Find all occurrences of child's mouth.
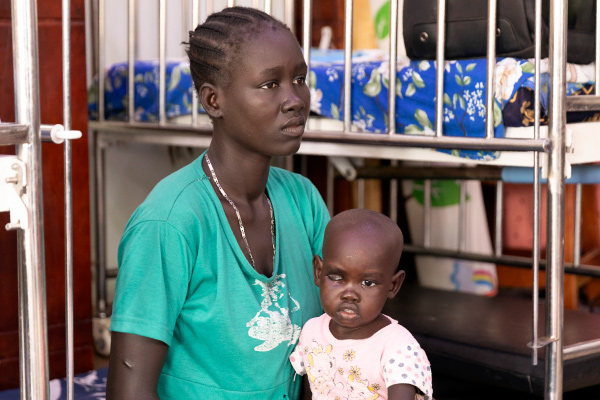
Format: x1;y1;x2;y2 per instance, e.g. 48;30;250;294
338;306;359;319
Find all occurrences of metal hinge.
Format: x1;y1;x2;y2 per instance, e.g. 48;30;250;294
0;155;28;230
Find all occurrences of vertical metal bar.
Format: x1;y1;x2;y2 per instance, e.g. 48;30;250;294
61;0;74;399
357;179;365;209
531;0;543;366
227;0;234;8
532;153;541;365
303;0;312;84
545;0;567;396
387;0;398;135
96;142;107;318
494;181;503;257
300;154;308;177
435;0;446;137
485;0;498;139
343;0;353;132
423;179;432;247
128;0;136;122
596;1;600;95
264;0;272;14
98;0;105;122
389;160;398;223
158;0;167;124
327;159;335;215
12;0;50;398
458;181;466;252
573;184;582;267
192;0;199;125
284;0;295;34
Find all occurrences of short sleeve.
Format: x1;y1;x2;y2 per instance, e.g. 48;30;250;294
110;220;194;345
289;329;307;376
304;178;330;258
382;341;433;400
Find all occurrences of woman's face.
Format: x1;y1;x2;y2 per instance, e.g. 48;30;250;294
216;27;310;157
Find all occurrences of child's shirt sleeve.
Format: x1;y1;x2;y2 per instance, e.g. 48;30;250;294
381;331;433;400
289;330;307;376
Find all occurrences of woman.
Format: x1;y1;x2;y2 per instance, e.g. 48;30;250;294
106;7;330;400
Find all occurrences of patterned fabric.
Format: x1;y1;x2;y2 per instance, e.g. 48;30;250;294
87;51;595;161
0;368;107;400
290;313;432;400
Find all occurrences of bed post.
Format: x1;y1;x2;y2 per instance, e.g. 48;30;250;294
10;0;50;398
545;0;568;398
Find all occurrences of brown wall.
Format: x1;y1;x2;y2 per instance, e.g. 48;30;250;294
0;0;93;390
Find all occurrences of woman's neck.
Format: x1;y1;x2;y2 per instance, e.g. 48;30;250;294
204;143;271;203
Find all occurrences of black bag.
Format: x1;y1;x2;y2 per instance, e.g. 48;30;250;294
403;0;595;64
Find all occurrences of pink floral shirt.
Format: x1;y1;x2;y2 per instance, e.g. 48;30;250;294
290;314;433;400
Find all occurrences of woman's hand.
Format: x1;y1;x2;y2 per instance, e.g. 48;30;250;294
106;332;169;400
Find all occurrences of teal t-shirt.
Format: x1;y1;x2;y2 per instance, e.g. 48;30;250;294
110;154;330;399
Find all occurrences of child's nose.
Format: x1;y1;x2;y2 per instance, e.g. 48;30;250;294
340;285;360;302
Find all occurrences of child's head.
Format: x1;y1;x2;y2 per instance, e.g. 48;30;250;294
186;6;293;91
313;209;406;339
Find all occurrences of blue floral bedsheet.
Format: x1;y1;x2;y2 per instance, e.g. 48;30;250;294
88;50;593;161
0;368;107;400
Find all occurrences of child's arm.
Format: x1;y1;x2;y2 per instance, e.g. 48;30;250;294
300;374;312;400
387;383;417;400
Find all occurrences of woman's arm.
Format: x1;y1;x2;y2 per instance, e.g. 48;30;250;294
106;332;169;400
387;383;417;400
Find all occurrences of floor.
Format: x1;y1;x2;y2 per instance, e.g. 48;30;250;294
433;373;600;399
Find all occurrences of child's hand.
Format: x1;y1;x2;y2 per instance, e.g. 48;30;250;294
387;383;417;400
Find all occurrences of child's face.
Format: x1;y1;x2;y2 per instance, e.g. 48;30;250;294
216;27;310;157
313;231;405;340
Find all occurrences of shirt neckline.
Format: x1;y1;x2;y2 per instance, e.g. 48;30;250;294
193;151;280;282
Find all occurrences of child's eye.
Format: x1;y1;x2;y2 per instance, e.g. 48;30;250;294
362;280;376;287
260;81;279;89
327;274;342;282
294;76;306;85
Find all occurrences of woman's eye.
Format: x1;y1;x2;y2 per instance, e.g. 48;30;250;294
362;280;376;287
261;82;279;89
294;76;306;85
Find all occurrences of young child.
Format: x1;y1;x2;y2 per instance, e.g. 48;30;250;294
290;209;433;400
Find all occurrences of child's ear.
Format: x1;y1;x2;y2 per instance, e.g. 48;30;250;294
387;270;406;299
199;83;222;119
313;255;323;287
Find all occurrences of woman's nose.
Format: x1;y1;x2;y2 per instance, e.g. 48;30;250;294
282;87;306;112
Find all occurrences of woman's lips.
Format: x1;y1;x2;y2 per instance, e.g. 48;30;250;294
281;117;306;137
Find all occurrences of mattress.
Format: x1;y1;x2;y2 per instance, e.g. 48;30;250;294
88;50;598;162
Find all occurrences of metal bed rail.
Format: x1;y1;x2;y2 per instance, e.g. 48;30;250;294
0;0;82;399
86;0;600;399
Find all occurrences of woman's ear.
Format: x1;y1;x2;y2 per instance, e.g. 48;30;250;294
388;270;406;299
313;255;323;287
199;83;223;119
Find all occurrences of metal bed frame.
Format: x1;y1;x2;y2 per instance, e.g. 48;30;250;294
86;1;600;399
1;0;83;399
2;0;600;398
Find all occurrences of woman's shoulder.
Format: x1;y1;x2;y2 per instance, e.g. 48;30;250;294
128;159;212;226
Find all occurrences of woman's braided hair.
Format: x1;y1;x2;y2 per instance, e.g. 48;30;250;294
185;6;293;92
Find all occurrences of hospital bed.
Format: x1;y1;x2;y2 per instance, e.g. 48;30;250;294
3;0;600;398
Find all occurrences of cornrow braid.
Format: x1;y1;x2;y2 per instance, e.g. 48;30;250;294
184;6;292;92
